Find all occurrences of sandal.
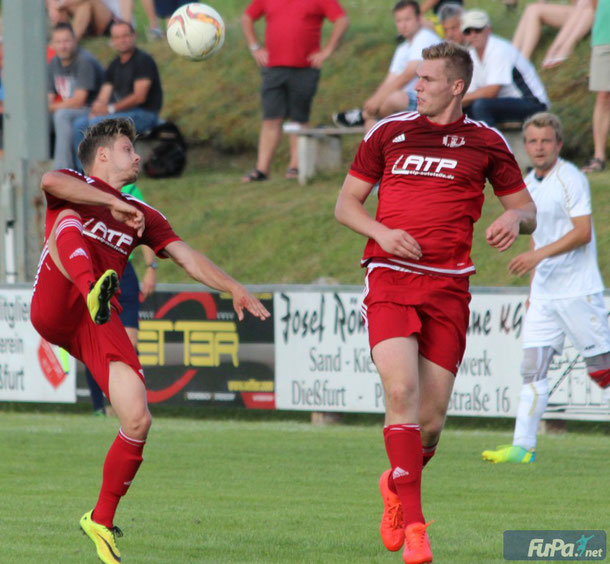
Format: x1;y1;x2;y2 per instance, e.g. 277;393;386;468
285;167;299;180
241;169;268;183
581;158;606;174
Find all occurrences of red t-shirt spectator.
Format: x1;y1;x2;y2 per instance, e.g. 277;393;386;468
245;0;346;67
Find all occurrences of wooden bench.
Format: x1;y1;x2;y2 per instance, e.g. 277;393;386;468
496;121;528;171
296;126;365;185
295;121;528;184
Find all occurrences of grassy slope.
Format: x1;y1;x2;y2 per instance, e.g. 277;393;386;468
2;412;609;563
84;1;608;286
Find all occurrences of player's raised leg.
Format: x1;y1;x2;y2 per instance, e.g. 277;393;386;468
81;361;151;564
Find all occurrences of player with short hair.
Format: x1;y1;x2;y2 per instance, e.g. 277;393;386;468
335;42;536;563
482;112;610;464
30;117;270;564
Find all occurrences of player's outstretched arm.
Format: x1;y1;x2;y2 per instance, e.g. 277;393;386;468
41;171;145;235
486;189;537;252
335;174;422;260
164;240;270;321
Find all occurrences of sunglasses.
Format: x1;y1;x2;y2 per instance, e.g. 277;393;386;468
463;27;486;35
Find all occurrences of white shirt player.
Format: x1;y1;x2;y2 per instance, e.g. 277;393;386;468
468;34;550;107
525;158;604;299
388;28;441;96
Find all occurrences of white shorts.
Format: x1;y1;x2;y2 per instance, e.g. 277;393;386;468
523;293;610;357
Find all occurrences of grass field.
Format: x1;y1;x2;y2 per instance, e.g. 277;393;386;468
1;411;608;563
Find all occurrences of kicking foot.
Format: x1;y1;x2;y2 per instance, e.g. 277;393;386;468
379;469;405;551
87;269;118;325
80;510;123;564
481;444;535;463
241;169;268;183
403;521;434;564
581;157;606;174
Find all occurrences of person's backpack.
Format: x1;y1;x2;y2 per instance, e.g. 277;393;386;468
138;121;187;178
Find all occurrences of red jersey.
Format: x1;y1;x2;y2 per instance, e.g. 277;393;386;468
43;169;181;281
349;112;526;277
245;0;345;68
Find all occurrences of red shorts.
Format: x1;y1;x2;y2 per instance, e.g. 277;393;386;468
362;267;471;374
30;249;144;400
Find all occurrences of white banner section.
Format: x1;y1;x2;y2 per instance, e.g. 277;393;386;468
0;288;76;403
274;290;610;421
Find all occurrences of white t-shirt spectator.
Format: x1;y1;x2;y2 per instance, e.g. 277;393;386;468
526;158;604;299
388;27;441;95
468;34;550;106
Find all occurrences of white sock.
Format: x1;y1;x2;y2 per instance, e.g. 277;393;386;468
513;378;549;451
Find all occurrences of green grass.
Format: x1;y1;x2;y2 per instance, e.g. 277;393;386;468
1;411;608;563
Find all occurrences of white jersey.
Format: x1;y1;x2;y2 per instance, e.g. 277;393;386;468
388;28;440;95
526;158;604;299
468;34;549;106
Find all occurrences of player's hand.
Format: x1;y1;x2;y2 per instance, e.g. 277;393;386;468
308;48;330;69
252;47;268;67
508;250;540;277
232;286;271;321
485;210;520;252
110;199;145;236
377;228;422;260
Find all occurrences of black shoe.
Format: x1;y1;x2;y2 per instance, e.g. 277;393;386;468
332;109;365;127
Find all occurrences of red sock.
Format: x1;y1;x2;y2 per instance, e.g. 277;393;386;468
422;441;438;468
92;429;145;528
383;424;424;525
54;216;94;299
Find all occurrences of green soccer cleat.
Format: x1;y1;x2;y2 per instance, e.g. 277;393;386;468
80;510;123;563
482;444;535;463
87;270;118;325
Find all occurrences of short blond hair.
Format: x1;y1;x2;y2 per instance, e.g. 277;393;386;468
523;112;563;143
422;41;473;95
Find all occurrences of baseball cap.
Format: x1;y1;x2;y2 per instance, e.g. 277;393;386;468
460;10;490;32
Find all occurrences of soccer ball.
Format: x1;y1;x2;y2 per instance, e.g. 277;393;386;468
166;3;225;60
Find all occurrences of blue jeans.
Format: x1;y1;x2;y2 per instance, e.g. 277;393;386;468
73;108;159;171
465;98;548;127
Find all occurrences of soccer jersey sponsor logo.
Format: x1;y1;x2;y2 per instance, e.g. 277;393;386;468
442;134;465;148
83;219;134;255
391;154;457;179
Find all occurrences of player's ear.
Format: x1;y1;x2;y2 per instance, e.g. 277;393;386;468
453;78;465;97
97;145;109;163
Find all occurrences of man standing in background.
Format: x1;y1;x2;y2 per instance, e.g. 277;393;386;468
241;0;349;182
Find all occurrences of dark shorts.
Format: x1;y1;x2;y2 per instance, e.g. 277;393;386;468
154;0;190;18
362;267;471;374
119;261;140;330
261;66;321;122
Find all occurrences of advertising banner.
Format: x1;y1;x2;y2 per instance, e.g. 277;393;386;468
132;289;275;408
0;287;76;403
274;289;610;421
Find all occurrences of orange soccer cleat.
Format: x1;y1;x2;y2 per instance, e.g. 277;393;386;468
379;469;405;551
403;521;434;564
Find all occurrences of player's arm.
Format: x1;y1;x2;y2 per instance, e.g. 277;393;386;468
140;245;157;299
241;12;268;67
508;215;592;277
335;173;422;260
40;170;145;234
308;15;349;68
163;240;270;321
462;84;502;107
486;189;537;253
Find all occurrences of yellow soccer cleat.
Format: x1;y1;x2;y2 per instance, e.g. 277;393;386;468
482;444;535;463
87;270;118;325
80;510;123;563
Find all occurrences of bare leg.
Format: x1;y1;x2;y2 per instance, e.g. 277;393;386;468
380;90;410;118
592;91;610;162
108;361;151;440
254;118;283;176
512;3;572;60
89;0;113;36
140;0;160;30
288;126;307;172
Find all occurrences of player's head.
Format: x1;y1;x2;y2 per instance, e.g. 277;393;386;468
51;23;78;63
78;117;140;183
415;42;473;117
110;20;136;55
393;0;421;40
523;112;563;173
461;10;491;51
438;3;465;45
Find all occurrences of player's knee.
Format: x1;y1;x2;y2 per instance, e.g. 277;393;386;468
521;347;552;384
383;380;418;412
124;409;152;438
56;209;82;223
420;417;444;443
